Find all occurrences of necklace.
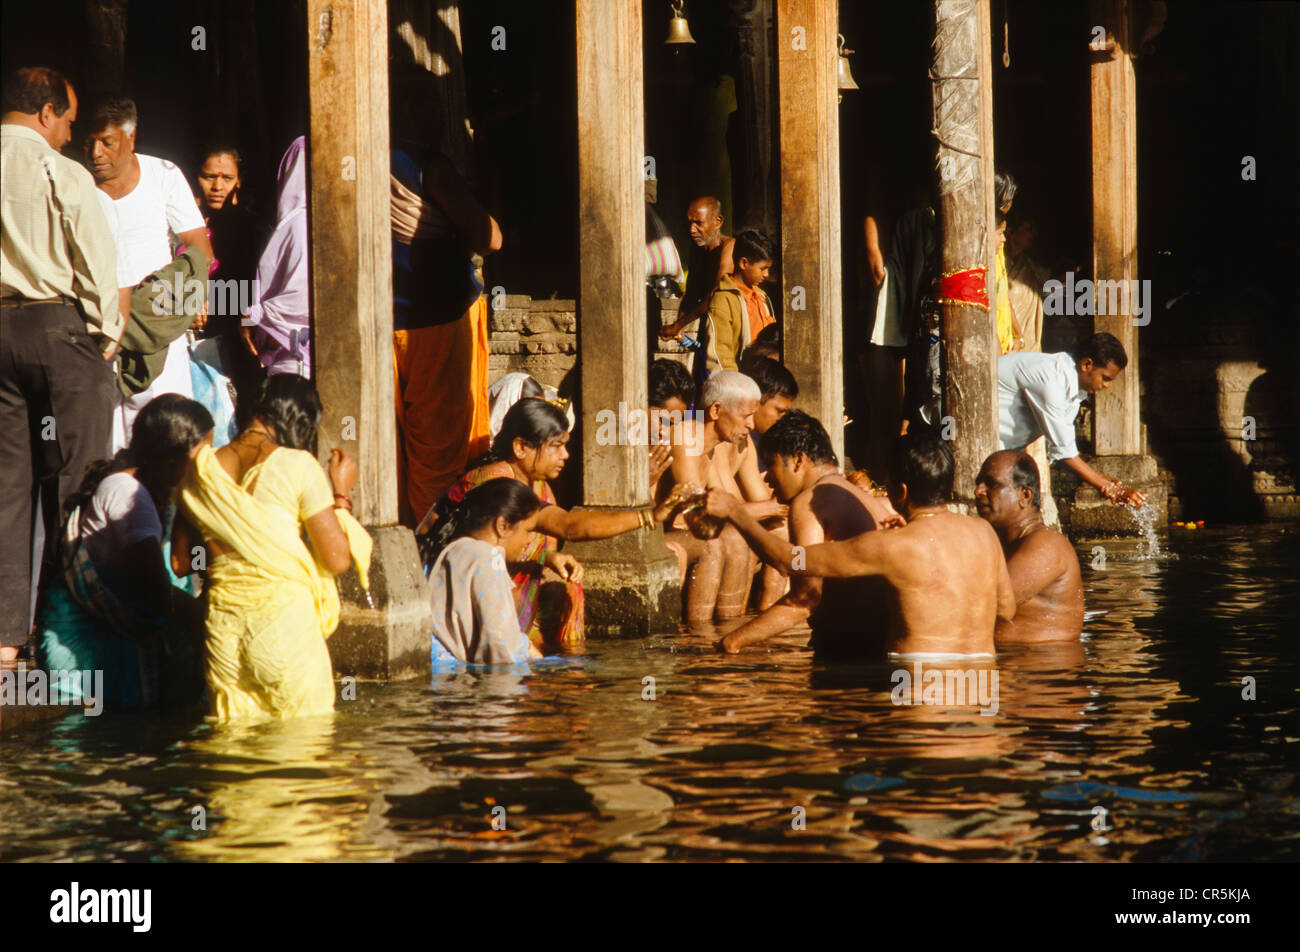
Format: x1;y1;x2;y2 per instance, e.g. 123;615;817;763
1013;519;1044;541
910;509;943;519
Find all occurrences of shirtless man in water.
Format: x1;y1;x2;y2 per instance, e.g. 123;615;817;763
975;450;1084;642
706;429;1014;656
717;411;901;654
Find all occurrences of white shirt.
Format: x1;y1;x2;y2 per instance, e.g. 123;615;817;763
997;351;1084;463
79;471;163;567
94;153;205;287
96;154;206;451
428;537;533;665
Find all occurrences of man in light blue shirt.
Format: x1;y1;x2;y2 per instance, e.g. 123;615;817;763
998;333;1147;508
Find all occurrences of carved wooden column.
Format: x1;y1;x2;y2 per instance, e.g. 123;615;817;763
729;0;779;238
776;0;844;460
567;0;679;636
1090;0;1141;455
307;0;433;678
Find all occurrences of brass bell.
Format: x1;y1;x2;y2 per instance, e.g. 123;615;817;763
665;0;696;46
837;34;859;91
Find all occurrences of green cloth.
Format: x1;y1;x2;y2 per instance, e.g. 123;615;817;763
117;246;209;396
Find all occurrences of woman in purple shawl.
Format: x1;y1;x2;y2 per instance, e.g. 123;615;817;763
241;137;311;377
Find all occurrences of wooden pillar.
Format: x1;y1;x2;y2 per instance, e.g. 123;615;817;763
307;0;432;679
776;0;844;461
569;0;679;635
575;0;646;509
84;0;128;95
729;0;780;239
1090;0;1142;455
930;0;998;503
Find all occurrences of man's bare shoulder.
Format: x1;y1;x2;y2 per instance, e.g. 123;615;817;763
902;510;1000;552
676;417;706;452
805;477;876;537
713;439;744;476
1015;525;1080;569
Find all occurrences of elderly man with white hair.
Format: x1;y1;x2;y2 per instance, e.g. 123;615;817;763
660;370;788;620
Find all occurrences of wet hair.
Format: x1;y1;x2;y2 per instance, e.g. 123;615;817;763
649;359;694;408
2;67;71;116
419;477;541;567
251;375;323;454
701;370;761;413
1076;332;1128;371
891;427;954;507
473;397;570;468
733;228;775;266
62;395;213;553
994;169;1017;210
89;96;137;135
753;322;780;352
1009;453;1042;510
738;355;798;402
759;410;837;467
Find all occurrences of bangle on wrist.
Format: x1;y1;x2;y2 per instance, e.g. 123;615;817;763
333;492;352;511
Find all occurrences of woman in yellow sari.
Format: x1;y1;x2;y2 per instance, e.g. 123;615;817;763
418;398;681;649
174;376;371;721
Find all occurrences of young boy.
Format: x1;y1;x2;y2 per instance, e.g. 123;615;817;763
704;229;776;373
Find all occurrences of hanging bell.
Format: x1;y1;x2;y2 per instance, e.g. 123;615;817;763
665;0;696;46
837;34;859;91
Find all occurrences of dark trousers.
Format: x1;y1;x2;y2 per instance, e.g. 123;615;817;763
0;304;114;648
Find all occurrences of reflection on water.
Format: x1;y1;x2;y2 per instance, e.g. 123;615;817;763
2;527;1298;862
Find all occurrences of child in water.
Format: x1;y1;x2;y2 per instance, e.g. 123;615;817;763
424;477;553;664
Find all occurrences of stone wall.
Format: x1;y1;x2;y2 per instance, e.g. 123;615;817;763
1143;312;1299;522
487;294;691;394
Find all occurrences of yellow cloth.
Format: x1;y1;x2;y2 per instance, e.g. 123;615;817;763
179;445;372;722
995;244;1016;355
1007;251;1049;353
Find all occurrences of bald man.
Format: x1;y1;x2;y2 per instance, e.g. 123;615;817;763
661;196;735;338
975;449;1084;643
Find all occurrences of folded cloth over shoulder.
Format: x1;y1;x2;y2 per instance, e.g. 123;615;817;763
179;445;372;638
117;246;209;396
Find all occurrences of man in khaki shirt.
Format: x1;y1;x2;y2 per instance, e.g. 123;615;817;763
0;67;123;661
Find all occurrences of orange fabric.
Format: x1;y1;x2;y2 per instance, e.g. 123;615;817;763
738;281;774;343
393;296;491;526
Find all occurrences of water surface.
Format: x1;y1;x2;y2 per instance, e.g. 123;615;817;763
2;527;1297;862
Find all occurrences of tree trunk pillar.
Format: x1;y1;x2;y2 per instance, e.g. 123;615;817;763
931;0;999;505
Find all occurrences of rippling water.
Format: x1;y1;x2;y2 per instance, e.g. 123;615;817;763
2;527;1298;862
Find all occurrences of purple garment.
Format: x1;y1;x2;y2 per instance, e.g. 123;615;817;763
246;137;310;377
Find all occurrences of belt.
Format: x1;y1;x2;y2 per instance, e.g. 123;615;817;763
0;295;76;308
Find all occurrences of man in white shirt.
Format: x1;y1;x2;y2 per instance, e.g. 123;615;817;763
998;332;1147;508
84;97;213;450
